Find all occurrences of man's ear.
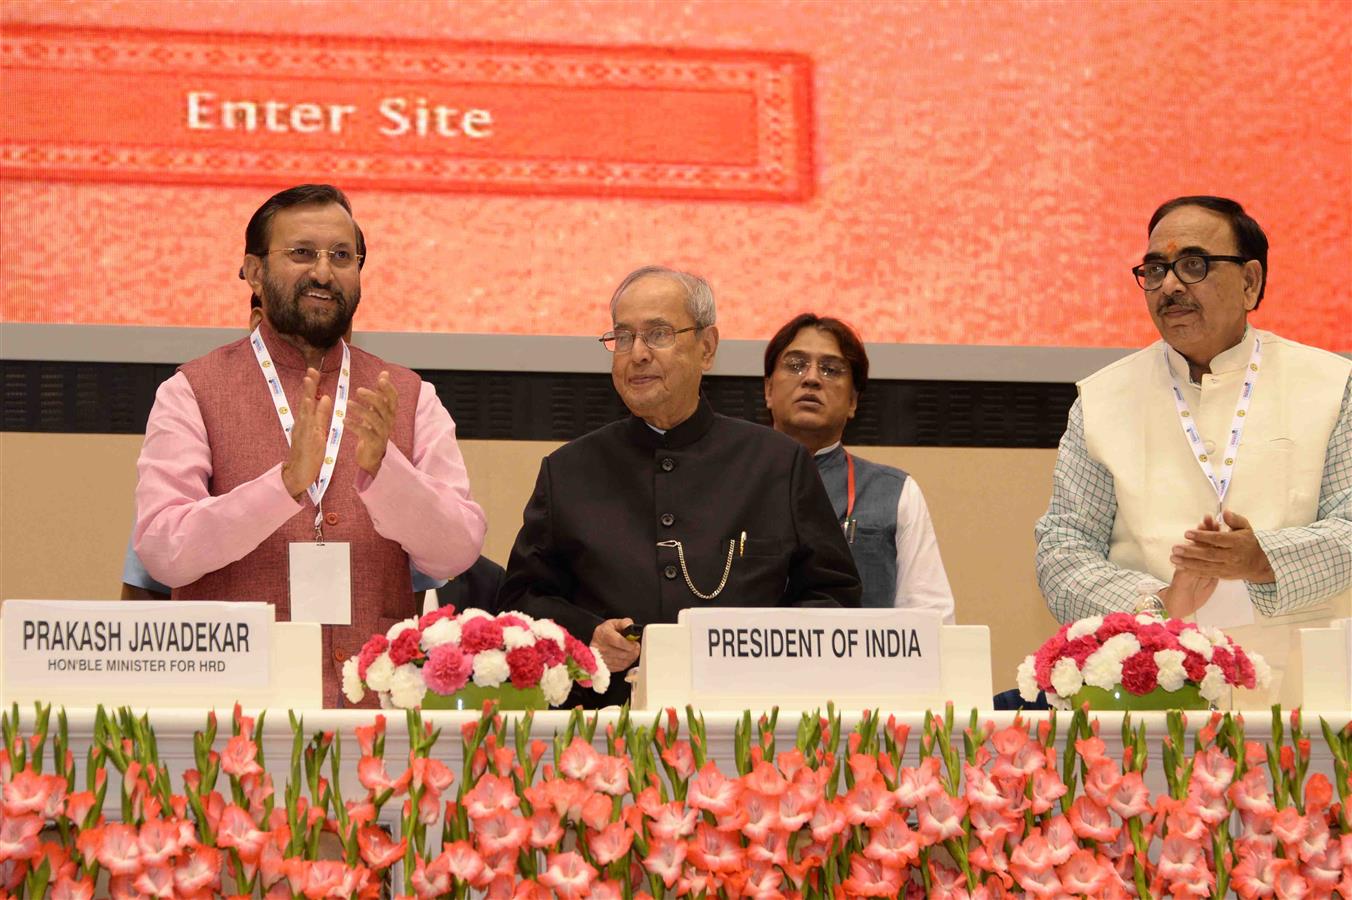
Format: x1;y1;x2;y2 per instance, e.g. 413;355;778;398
700;325;720;372
847;389;859;420
1243;260;1263;310
243;256;264;298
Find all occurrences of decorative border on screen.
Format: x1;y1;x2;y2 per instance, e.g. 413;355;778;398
1;25;814;202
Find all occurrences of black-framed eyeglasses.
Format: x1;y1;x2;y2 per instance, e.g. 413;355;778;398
267;247;363;270
779;355;850;382
599;325;700;353
1131;255;1248;291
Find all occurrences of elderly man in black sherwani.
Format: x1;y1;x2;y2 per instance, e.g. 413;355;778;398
499;265;862;707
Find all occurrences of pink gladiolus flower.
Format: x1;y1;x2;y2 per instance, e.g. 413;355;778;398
424;644;474;694
174;846;222;894
1271;806;1309;848
894;757;943;807
106;875;141;900
660;740;696;780
588;821;633;865
2;769;53;817
1157;833;1212;890
864;811;923;869
1229;845;1283;898
354;716;386;757
841;857;904;897
137;817;182;866
464;773;521;819
777;781;817;830
528;809;565;849
1162;802;1207;843
580;792;614;831
0;810;42;860
357;825;407;869
441;840;492;888
969;804;1017;850
132;864;176;898
1298;814;1331;862
964;764;1005;811
1057;849;1111;895
1186;783;1232;825
1042;814;1078;866
221;734;263;778
63;789;97;827
992;738;1046;779
643;835;688;888
475;811;531;856
1029;767;1068;815
94;822;143;875
587;754;632;796
411;852;452;898
745;759;789;797
558;738;601;781
215;805;267;864
1272;866;1311;900
1011;840;1063;897
1302;840;1345;892
513;879;553;900
744;863;785;900
844;774;897;827
687;821;745;873
990;723;1029;757
1074;735;1109;764
538;852;596;900
527;776;589;822
917;792;968;843
809;797;849;842
50;876;95;900
745;827;791;869
1230;767;1276;816
1108;771;1151;819
688;762;743;817
646;800;698;840
357;756;412;795
1083;758;1123;807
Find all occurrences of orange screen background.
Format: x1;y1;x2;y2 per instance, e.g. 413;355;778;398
2;0;1349;352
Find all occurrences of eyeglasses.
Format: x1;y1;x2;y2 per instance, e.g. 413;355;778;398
779;355;850;382
599;325;700;353
1131;254;1248;291
266;247;363;270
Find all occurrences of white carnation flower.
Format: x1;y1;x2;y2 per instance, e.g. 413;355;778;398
1082;646;1126;690
1178;630;1214;659
1250;652;1272;689
1067;617;1103;641
422;618;458;648
364;653;396;692
389;663;427;709
1199;625;1228;646
385;618;420;641
1049;657;1084;698
1153;649;1188;692
379;693;393;709
1135;613;1160;625
1016;656;1040;703
530;619;567;644
1100;633;1141;662
589;659;611;694
540;664;572;706
1045;691;1070;710
341;656;365;704
1199;663;1230;705
502;626;535;650
460;608;492;623
472;650;510;687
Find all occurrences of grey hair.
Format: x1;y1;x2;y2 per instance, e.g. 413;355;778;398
608;265;716;329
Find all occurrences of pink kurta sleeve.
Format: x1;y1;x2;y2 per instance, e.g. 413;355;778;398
355;381;487;580
134;372;302;587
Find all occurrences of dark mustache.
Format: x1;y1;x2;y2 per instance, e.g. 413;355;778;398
293;278;346;306
1157;295;1198;313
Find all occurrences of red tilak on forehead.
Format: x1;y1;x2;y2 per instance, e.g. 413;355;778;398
1164;240;1178;256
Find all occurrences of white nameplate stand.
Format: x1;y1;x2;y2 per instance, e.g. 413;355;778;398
631;607;992;711
0;600;321;710
1286;619;1352;712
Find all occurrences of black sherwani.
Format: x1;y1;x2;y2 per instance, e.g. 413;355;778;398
498;398;862;706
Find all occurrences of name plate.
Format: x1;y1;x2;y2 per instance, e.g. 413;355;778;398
2;600;270;690
683;607;942;698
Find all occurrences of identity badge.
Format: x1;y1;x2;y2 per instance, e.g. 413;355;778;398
289;542;352;625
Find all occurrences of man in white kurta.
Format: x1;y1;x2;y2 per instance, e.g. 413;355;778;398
1035;196;1351;704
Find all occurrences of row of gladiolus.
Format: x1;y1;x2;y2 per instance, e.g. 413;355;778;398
0;702;1350;899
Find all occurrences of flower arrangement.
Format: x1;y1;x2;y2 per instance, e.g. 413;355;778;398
2;701;1349;899
341;607;610;709
1018;611;1271;709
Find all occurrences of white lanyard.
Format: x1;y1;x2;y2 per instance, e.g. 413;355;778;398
250;327;350;536
1166;336;1261;511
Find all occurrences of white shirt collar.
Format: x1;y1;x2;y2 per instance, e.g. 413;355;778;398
814;441;843;457
1164;325;1255;383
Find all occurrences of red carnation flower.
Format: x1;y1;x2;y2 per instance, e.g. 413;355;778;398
565;634;598;672
460;617;505;653
1064;636;1100;667
536;637;565;667
357;635;389;679
388;628;424;666
506;645;545;689
1182;650;1208;682
496;614;529;630
1233;647;1257;689
1136;623;1174;652
1096;612;1137;641
418;605;457;631
1120;651;1159;695
1211;647;1238;682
